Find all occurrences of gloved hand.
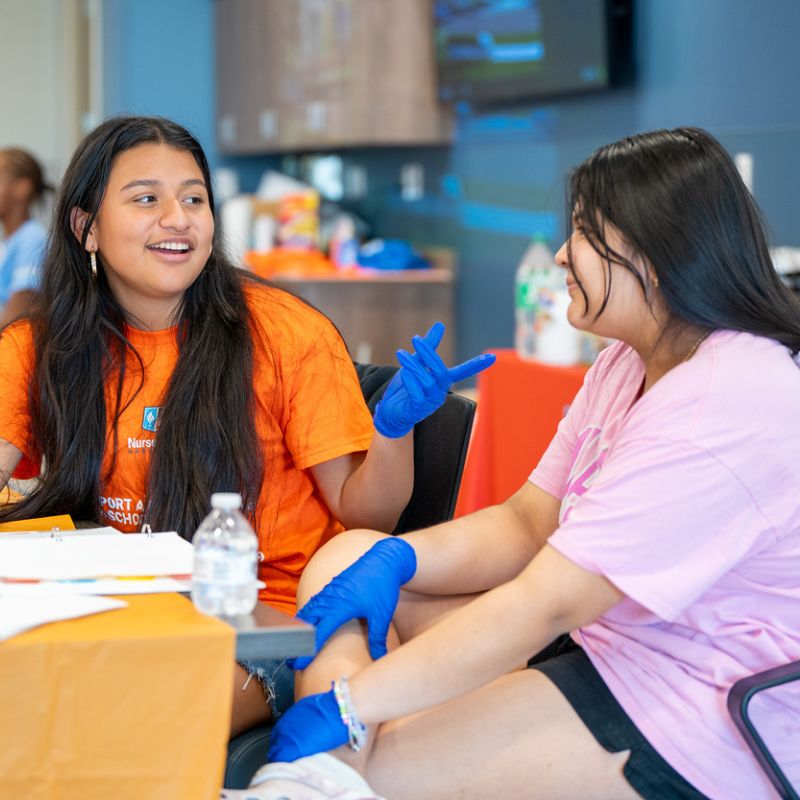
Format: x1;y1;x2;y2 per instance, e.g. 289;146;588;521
290;537;417;671
267;688;347;763
372;321;496;439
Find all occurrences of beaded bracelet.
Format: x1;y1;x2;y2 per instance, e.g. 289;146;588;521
332;677;368;752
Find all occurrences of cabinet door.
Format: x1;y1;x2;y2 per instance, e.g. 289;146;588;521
295;0;451;148
216;0;284;154
270;277;455;366
215;0;450;153
355;0;451;145
216;0;254;153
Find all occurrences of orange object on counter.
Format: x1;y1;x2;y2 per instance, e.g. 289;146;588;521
455;350;588;516
0;593;235;799
0;513;75;531
276;190;320;249
245;247;336;279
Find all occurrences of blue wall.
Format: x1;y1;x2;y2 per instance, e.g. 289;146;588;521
102;0;800;361
102;0;218;165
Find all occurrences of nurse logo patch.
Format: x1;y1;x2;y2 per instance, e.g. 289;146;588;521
142;406;161;433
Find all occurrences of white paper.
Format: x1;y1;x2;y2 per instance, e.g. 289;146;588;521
0;578;191;596
0;577;265;597
0;531;193;580
0;526;123;541
0;588;127;641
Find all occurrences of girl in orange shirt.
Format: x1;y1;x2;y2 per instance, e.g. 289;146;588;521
0;116;493;737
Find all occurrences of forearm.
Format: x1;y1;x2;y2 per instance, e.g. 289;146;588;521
337;431;414;532
395;505;534;596
399;482;560;596
348;544;622;725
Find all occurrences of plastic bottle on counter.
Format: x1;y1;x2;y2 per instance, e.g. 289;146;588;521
534;288;583;366
514;234;558;360
329;215;359;270
191;492;258;616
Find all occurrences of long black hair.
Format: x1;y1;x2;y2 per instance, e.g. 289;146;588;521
567;127;800;353
0;116;265;536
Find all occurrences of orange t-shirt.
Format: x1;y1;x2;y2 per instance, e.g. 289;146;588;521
0;285;375;613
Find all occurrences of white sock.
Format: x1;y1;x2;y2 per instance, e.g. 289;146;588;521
250;752;373;792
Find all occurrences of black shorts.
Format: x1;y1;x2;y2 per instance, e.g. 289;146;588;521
528;636;709;800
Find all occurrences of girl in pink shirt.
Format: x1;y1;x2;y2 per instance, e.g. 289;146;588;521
223;129;800;800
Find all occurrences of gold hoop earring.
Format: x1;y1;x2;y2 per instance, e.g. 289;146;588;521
90;250;98;279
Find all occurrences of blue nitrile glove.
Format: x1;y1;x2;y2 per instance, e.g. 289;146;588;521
290;537;417;671
372;321;496;439
268;688;348;763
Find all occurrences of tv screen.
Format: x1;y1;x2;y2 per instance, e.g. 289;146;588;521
435;0;632;105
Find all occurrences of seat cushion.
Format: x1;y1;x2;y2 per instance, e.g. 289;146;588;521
224;725;273;789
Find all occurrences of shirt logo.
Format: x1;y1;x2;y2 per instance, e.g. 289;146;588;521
560;425;606;524
142;406;161;433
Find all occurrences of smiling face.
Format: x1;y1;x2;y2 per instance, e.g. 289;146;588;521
554;216;658;346
80;142;214;328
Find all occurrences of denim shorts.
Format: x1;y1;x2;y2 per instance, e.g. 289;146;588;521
238;657;296;718
528;635;709;800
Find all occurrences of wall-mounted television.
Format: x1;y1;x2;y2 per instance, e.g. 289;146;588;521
435;0;634;106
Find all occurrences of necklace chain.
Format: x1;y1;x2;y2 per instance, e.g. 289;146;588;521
683;330;710;362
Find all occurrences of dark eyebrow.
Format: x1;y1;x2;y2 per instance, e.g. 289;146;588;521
120;178;207;192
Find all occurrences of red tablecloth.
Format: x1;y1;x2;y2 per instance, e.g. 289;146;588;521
455;350;588;516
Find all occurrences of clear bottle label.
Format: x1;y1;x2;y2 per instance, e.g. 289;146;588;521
193;552;255;585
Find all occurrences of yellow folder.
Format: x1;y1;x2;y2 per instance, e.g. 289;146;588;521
0;514;76;532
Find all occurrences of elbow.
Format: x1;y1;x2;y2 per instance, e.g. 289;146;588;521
334;458;414;533
338;502;406;535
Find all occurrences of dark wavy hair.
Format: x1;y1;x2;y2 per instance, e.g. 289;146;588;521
0;115;265;536
566;126;800;353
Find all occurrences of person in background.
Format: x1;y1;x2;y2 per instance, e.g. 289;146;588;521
224;128;800;800
0;116;494;738
0;147;50;326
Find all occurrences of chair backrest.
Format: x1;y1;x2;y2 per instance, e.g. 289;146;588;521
727;661;800;800
354;362;476;534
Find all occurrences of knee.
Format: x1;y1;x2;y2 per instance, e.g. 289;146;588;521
297;529;388;608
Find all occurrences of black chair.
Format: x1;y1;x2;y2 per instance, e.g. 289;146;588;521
224;363;476;788
727;660;800;799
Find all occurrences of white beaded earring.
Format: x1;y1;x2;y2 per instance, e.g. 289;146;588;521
90;250;97;279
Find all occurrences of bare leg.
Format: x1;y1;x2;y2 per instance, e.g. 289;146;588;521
366;669;641;800
293;531;391;773
230;663;274;739
293;530;490;772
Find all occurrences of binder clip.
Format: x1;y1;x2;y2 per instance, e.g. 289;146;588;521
141;523;154;539
50;526;62;542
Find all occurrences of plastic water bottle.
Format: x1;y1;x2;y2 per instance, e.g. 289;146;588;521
535;288;583;365
191;492;258;616
329;215;359;269
514;235;557;360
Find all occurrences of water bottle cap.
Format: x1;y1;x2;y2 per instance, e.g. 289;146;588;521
211;492;242;511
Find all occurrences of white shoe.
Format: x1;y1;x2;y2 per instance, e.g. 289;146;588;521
220;752;386;800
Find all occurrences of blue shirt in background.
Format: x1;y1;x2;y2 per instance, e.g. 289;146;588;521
0;219;47;307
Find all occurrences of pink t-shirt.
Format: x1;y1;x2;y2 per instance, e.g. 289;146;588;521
531;331;800;800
